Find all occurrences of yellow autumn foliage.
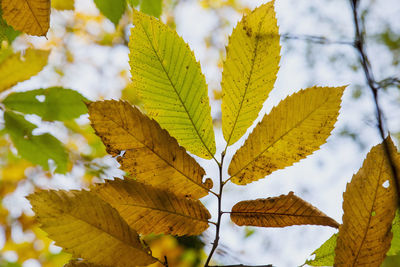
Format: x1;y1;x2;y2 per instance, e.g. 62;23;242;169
28;190;156;267
87;100;212;199
231;191;339;228
222;1;280;146
229;86;345;185
1;0;50;36
94;178;211;236
335;138;400;266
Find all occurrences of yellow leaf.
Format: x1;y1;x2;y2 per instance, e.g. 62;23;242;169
64;260;99;267
2;241;39;263
28;190;157;267
52;0;74;10
335;138;400;266
229;86;345;185
1;0;50;36
222;1;280;146
129;10;216;159
0;159;31;182
87;100;212;199
230;192;339;228
94;178;211;236
0;49;49;92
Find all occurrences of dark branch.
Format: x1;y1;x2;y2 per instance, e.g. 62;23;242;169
281;33;354;46
377;77;400;89
204;152;226;266
349;0;400;199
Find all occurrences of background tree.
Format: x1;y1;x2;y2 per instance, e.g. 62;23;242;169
0;0;399;266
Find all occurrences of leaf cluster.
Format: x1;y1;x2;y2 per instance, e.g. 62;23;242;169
26;2;359;266
1;0;399;266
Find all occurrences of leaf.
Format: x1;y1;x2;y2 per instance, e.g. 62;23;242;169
382;254;400;267
3;87;88;121
140;0;162;18
128;0;140;7
221;1;280;146
87;100;212;199
52;0;74;10
230;192;339;228
4;111;68;173
64;260;100;267
94;0;126;26
0;49;50;92
129;10;216;159
334;138;400;266
228;86;345;185
29;190;157;266
388;209;400;256
0;6;20;44
1;0;50;36
94;178;211;236
305;234;336;266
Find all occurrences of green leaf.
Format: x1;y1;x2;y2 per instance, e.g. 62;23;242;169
222;1;280;146
0;47;13;64
3;87;88;121
94;0;126;25
0;49;49;92
140;0;162;18
51;0;74;10
388;209;400;256
4;111;68;173
127;0;140;7
382;254;400;267
305;234;336;266
129;11;216;159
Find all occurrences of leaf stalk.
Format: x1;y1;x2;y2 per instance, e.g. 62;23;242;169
204;151;226;266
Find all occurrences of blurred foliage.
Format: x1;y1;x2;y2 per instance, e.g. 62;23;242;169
0;0;398;266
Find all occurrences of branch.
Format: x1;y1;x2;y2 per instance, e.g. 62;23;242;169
349;0;400;199
204;152;226;266
281;33;354;46
377;77;400;89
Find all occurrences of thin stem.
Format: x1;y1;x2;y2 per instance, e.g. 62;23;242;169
349;0;400;198
209;190;219;197
281;33;354;46
205;151;226;266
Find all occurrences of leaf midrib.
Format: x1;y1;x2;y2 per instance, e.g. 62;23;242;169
23;0;44;34
231;92;334;179
102;108;210;194
224;9;269;147
351;156;385;267
137;18;214;159
64;209;143;252
231;210;333;219
119;203;209;223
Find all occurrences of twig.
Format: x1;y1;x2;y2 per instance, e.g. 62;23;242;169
349;0;400;198
281;33;354;46
376;77;400;89
205;151;226;266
